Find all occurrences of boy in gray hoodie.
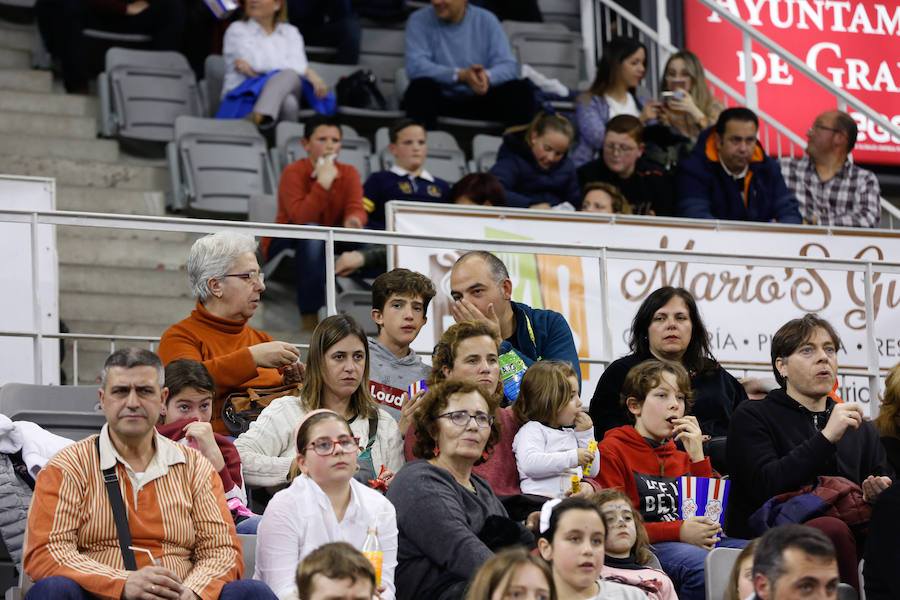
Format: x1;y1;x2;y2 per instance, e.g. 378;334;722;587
368;268;436;421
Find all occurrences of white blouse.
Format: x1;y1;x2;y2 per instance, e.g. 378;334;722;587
255;474;398;600
222;19;309;96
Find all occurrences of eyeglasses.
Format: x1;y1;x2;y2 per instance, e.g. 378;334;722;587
808;124;841;135
603;143;638;155
305;436;360;456
437;410;494;428
222;270;264;284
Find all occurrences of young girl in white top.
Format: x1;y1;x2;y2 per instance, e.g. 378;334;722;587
512;361;599;497
255;409;398;600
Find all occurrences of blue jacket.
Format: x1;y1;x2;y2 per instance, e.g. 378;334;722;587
676;128;801;223
363;167;450;230
503;300;581;389
490;133;580;209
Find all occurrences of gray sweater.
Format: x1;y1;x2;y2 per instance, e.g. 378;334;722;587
386;460;508;600
367;337;430;422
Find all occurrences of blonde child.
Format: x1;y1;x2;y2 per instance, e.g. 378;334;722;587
490;112;580;209
465;548;556;600
592;489;677;600
512;361;599;497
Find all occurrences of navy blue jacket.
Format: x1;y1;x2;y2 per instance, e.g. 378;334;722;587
676;128;801;223
362;167;450;230
503;300;581;389
490;133;581;209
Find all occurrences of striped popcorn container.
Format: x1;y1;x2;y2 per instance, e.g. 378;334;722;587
678;476;731;545
408;379;428;399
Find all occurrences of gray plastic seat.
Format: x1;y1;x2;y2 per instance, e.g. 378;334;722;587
538;0;582;31
501;19;569;38
337;291;378;337
238;534;256;579
337;27;406;117
704;547;741;600
199;54;226;117
271;122;371;180
0;383;100;414
98;47;202;142
167;116;276;215
374;127;465;181
472;134;503;172
510;30;583;90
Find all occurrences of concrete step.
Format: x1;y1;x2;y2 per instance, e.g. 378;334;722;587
0;90;98;117
60;264;189;297
0;48;29;69
60;291;195;327
57;233;192;269
0;155;170;190
57;186;167;216
1;133;118;162
0;69;52;93
0;24;35;52
57;223;192;242
0;109;96;139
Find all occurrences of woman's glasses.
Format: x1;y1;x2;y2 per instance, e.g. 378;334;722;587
305;436;360;456
437;410;494;428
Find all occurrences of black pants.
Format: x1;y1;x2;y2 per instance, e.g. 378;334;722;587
292;11;361;64
402;77;537;130
36;0;185;92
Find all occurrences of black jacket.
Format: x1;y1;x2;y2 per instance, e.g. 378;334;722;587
589;351;747;441
726;388;894;538
576;156;674;216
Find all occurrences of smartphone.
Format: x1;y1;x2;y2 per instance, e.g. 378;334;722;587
661;90;684;102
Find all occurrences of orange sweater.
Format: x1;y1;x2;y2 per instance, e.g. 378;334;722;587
159;302;282;434
261;158;366;257
24;431;242;600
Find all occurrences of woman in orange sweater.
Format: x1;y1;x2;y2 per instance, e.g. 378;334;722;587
159;231;303;434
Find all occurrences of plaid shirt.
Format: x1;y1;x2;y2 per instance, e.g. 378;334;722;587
779;155;881;227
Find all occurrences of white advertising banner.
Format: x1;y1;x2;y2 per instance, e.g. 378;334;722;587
388;203;898;412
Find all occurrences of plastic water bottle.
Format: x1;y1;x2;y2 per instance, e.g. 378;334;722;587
499;351;527;403
362;527;382;586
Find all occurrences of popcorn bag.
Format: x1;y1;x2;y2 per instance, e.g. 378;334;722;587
677;476;730;543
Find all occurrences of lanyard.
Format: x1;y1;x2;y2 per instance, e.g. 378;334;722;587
521;310;540;361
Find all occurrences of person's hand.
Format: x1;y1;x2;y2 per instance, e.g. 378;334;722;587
673;415;704;462
450;298;502;341
316;155;338;190
398;389;426;439
232;58;258;78
525;510;541;532
530;202;552;210
122;566;184;600
335;251;365;276
679;516;721;550
343;215;363;229
249;341;300;369
576;448;594;468
821;402;865;443
182;421;225;471
374;584;387;600
862;475;892;503
125;0;149;15
739;377;778;400
664;92;704;122
639;100;663;123
305;68;328;99
380;469;396;489
281;361;305;385
176;588;200;600
574;411;593;432
567;484;595;499
460;65;489;95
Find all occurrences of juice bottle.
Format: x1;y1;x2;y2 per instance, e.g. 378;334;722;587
361;527;382;586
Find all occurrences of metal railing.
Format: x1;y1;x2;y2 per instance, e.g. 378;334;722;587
1;208;897;405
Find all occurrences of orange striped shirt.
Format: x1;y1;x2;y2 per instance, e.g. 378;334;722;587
24;428;243;600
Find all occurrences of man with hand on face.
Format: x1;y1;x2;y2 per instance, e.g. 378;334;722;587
24;348;275;600
727;314;893;589
750;525;840;600
402;0;536;129
676;107;801;223
779;110;881;228
449;251;580;390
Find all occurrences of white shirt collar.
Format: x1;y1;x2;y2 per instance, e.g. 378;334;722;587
246;18;283;37
389;164;434;182
719;157;749;180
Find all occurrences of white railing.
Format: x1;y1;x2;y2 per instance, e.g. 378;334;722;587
587;0;899;225
1;208;897;403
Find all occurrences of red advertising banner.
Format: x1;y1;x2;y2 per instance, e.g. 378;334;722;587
684;0;900;165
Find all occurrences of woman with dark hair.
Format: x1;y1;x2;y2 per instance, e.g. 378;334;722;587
571;37;662;166
448;173;507;207
588;286;747;441
235;314;403;488
387;379;531;600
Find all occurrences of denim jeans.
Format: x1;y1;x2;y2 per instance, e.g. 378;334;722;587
26;575;277;600
652;537;750;600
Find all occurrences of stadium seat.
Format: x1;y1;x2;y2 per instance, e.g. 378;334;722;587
501;19;570;38
198;54;226;117
509;30;583;91
167;116;277;215
337;291;379;338
374;127;467;183
471;134;503;172
0;383;100;414
98;48;202;142
837;583;858;600
538;0;582;31
393;70;504;132
352;28;407;114
238;534;256;579
703;546;741;600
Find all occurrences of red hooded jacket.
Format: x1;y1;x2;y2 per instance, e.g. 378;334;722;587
593;425;712;543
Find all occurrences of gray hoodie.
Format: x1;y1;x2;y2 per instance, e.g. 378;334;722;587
367;337;431;422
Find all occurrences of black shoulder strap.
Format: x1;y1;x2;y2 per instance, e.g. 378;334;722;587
365;413;379;451
95;436;137;570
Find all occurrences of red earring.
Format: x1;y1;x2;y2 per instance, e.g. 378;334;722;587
433;444;440;457
481;450;489;461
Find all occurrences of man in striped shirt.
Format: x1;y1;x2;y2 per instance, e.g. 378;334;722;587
23;348;276;600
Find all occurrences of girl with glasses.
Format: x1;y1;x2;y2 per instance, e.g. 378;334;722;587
386;379;532;600
255;409;398;599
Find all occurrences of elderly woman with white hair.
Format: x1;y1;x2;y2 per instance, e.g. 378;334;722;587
159;232;302;435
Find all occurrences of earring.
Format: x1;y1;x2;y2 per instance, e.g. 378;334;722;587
433;444;440;457
481;450;489;461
